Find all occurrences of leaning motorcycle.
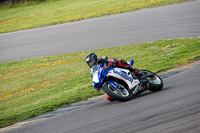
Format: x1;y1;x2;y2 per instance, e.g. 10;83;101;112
90;60;163;101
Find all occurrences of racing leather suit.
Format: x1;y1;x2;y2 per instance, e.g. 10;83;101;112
97;56;142;75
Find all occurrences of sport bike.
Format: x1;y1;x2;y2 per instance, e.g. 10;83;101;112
90;60;163;101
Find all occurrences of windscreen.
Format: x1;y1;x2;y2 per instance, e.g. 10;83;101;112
90;65;98;76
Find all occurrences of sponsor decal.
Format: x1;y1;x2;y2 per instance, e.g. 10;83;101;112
113;70;133;83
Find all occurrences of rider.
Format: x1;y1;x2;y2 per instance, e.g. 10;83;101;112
86;52;143;101
86;52;143;75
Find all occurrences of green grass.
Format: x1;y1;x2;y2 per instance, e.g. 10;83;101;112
0;0;190;33
0;37;200;128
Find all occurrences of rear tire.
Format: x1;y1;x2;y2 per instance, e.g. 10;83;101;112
142;70;163;92
148;74;163;91
103;83;131;101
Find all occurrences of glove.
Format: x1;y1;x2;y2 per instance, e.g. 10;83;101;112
97;58;101;64
98;56;108;64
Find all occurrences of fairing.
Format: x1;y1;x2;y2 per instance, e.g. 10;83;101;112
91;63;140;90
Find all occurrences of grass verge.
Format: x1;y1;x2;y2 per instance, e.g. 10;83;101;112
0;37;200;128
0;0;190;33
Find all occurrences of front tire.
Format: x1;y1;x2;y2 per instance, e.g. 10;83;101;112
103;83;131;101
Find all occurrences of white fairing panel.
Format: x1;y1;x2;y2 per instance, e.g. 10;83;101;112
107;68;140;89
93;71;99;83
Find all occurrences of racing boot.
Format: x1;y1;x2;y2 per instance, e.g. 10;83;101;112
133;69;143;76
106;95;115;101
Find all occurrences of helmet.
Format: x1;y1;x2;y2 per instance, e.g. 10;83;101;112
86;53;99;68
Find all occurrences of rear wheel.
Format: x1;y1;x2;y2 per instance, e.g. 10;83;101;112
142;70;163;91
103;83;131;101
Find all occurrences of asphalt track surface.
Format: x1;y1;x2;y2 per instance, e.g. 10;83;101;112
1;61;200;133
0;0;200;63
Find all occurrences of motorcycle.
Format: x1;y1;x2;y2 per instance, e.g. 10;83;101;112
90;59;163;101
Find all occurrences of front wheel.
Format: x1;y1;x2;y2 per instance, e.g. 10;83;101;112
103;83;131;101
